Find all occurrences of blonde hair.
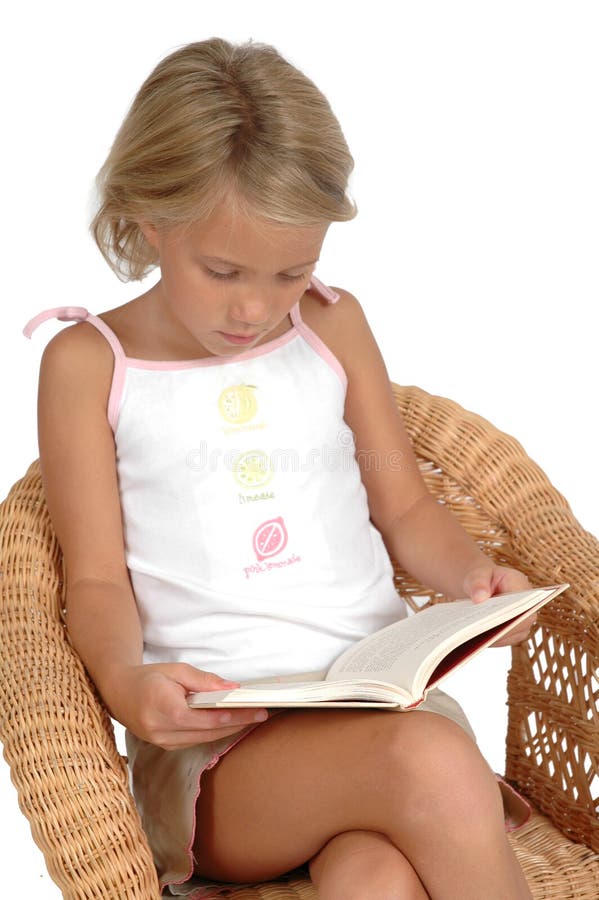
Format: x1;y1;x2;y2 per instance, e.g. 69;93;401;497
91;38;358;281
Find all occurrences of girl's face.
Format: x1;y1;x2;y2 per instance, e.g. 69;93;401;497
141;196;330;358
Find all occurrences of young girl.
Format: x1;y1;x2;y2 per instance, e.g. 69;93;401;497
24;38;534;900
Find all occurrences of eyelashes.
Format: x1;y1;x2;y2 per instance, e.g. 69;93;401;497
206;269;308;282
206;270;236;280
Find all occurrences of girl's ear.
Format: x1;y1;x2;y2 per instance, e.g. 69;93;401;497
138;221;160;249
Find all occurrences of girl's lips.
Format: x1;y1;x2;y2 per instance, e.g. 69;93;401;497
218;331;261;345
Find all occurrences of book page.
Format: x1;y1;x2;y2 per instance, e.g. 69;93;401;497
327;601;478;687
326;587;564;695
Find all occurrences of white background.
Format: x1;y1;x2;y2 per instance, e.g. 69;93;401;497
1;1;597;894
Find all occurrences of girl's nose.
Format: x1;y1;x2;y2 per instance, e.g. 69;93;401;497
228;295;270;326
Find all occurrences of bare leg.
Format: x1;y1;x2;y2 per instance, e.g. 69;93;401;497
193;709;532;899
309;830;428;900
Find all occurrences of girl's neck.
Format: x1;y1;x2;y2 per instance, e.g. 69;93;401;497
97;281;295;362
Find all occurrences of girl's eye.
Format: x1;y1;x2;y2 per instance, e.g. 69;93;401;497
281;272;308;282
206;269;238;280
205;269;308;282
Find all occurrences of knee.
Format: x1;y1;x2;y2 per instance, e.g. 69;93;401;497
309;830;426;900
374;712;503;830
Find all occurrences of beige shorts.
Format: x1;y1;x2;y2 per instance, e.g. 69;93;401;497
125;683;528;899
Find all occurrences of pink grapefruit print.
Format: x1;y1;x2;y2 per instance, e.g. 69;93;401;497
253;517;288;561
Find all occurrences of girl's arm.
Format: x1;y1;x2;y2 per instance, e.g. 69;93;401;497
332;289;532;641
37;325;145;684
37;323;268;746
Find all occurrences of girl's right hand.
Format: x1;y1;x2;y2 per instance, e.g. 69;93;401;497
102;662;269;750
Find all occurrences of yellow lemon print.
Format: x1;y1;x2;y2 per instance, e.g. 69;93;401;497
218;384;258;424
233;449;273;489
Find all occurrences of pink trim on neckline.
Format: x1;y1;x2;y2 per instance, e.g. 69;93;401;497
117;275;340;368
125;325;299;370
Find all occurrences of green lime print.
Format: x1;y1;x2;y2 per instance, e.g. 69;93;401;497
233;449;273;489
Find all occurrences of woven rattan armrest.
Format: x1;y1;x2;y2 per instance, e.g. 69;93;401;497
390;384;599;854
0;459;161;898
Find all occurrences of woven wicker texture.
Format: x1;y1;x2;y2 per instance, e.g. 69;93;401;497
1;382;598;899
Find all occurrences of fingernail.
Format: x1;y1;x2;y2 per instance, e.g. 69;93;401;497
254;710;269;722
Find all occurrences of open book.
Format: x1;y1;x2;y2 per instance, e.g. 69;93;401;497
187;583;569;710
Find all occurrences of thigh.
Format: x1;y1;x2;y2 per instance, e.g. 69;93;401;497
193;706;476;883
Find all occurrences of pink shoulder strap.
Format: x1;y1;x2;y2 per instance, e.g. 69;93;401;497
22;305;126;361
22;305;126;434
22;306;91;335
307;275;340;304
290;277;346;391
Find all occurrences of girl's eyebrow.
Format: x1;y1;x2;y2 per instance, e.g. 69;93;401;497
201;255;319;271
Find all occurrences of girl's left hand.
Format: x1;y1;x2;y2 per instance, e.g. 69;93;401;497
462;563;536;647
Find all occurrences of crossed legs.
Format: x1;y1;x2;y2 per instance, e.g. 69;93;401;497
308;829;428;899
193;708;532;899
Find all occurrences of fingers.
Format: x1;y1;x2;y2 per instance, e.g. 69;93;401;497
151;707;271;751
215;708;269;725
492;615;538;647
463;564;533;605
172;698;267;732
158;662;240;692
126;666;270;749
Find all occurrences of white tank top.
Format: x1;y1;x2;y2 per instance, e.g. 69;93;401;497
24;276;406;681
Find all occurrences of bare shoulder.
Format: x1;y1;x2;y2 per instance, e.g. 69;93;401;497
300;285;369;373
40;317;116;407
302;284;363;323
300;282;392;398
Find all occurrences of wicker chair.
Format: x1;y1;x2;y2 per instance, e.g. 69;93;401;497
1;383;598;899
